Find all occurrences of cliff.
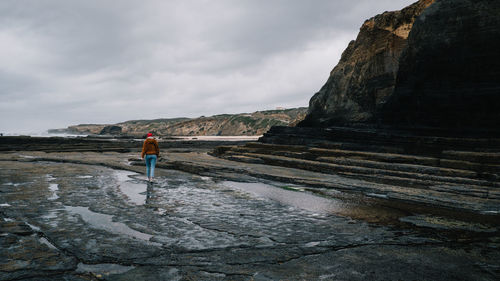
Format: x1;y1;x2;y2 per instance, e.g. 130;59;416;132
300;0;500;132
215;0;500;231
54;108;307;136
381;0;500;130
300;0;435;127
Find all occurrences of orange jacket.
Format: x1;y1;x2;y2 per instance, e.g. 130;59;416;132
141;137;160;158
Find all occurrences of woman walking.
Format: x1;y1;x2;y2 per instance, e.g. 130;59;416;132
141;132;160;182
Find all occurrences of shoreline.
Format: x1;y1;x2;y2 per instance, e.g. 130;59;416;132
0;136;498;222
1;142;499;280
1;135;499;218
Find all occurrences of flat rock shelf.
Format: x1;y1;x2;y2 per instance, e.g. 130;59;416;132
0;148;499;280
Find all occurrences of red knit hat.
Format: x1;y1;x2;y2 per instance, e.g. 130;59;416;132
147;133;153;137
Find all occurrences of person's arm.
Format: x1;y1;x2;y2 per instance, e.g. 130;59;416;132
155;140;160;157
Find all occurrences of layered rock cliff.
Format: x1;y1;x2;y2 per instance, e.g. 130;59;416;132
300;0;435;127
381;0;500;130
300;0;500;132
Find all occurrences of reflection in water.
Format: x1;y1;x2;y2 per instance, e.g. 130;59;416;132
114;170;147;205
48;183;59;200
39;237;58;250
221;181;408;223
76;262;135;275
65;206;158;243
146;183;154;206
222;181;349;215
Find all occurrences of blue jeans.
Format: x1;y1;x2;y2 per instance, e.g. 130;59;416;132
145;154;157;178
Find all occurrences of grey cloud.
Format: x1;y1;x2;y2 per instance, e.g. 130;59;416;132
0;0;416;134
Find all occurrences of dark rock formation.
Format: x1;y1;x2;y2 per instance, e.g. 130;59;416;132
0;136;252;153
99;125;122;135
208;0;500;217
213;125;500;214
381;0;500;130
300;0;435;127
300;0;500;132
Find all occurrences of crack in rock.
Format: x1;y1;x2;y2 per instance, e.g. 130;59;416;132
185;218;280;244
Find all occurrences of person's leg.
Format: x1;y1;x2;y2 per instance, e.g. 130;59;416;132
145;155;152;179
150;155;157;179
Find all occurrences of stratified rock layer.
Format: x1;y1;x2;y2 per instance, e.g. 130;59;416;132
224;125;500;214
300;0;500;132
381;0;500;130
300;0;434;127
2;152;498;280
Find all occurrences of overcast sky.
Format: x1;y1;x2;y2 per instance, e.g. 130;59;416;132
0;0;416;134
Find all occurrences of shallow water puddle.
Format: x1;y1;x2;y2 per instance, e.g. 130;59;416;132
39;237;58;250
2;182;25;187
19;155;36;159
114;170;147;205
46;174;56;181
48;183;59;200
76;262;135;275
26;222;41;231
24;223;59;250
222;181;350;215
65;206;156;242
46;174;59;200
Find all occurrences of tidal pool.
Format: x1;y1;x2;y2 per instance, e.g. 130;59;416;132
64;206;157;243
114;170;147;205
0;157;498;280
222;181;349;215
219;180;410;224
76;263;135;276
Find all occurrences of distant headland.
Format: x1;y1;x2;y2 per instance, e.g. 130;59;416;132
49;107;307;137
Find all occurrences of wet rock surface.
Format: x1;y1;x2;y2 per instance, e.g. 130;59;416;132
1;151;499;280
219;128;500;216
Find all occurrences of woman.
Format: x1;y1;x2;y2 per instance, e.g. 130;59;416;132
141;132;160;182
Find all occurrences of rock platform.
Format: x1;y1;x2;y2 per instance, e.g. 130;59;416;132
212;126;500;215
0;136;499;280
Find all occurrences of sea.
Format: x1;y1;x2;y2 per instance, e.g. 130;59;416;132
1;131;261;141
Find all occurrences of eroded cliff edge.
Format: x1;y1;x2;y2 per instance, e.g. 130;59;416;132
218;0;500;216
299;0;435;127
299;0;500;132
381;0;500;130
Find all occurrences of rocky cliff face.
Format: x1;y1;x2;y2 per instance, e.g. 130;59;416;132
300;0;434;127
381;0;500;130
301;0;500;132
